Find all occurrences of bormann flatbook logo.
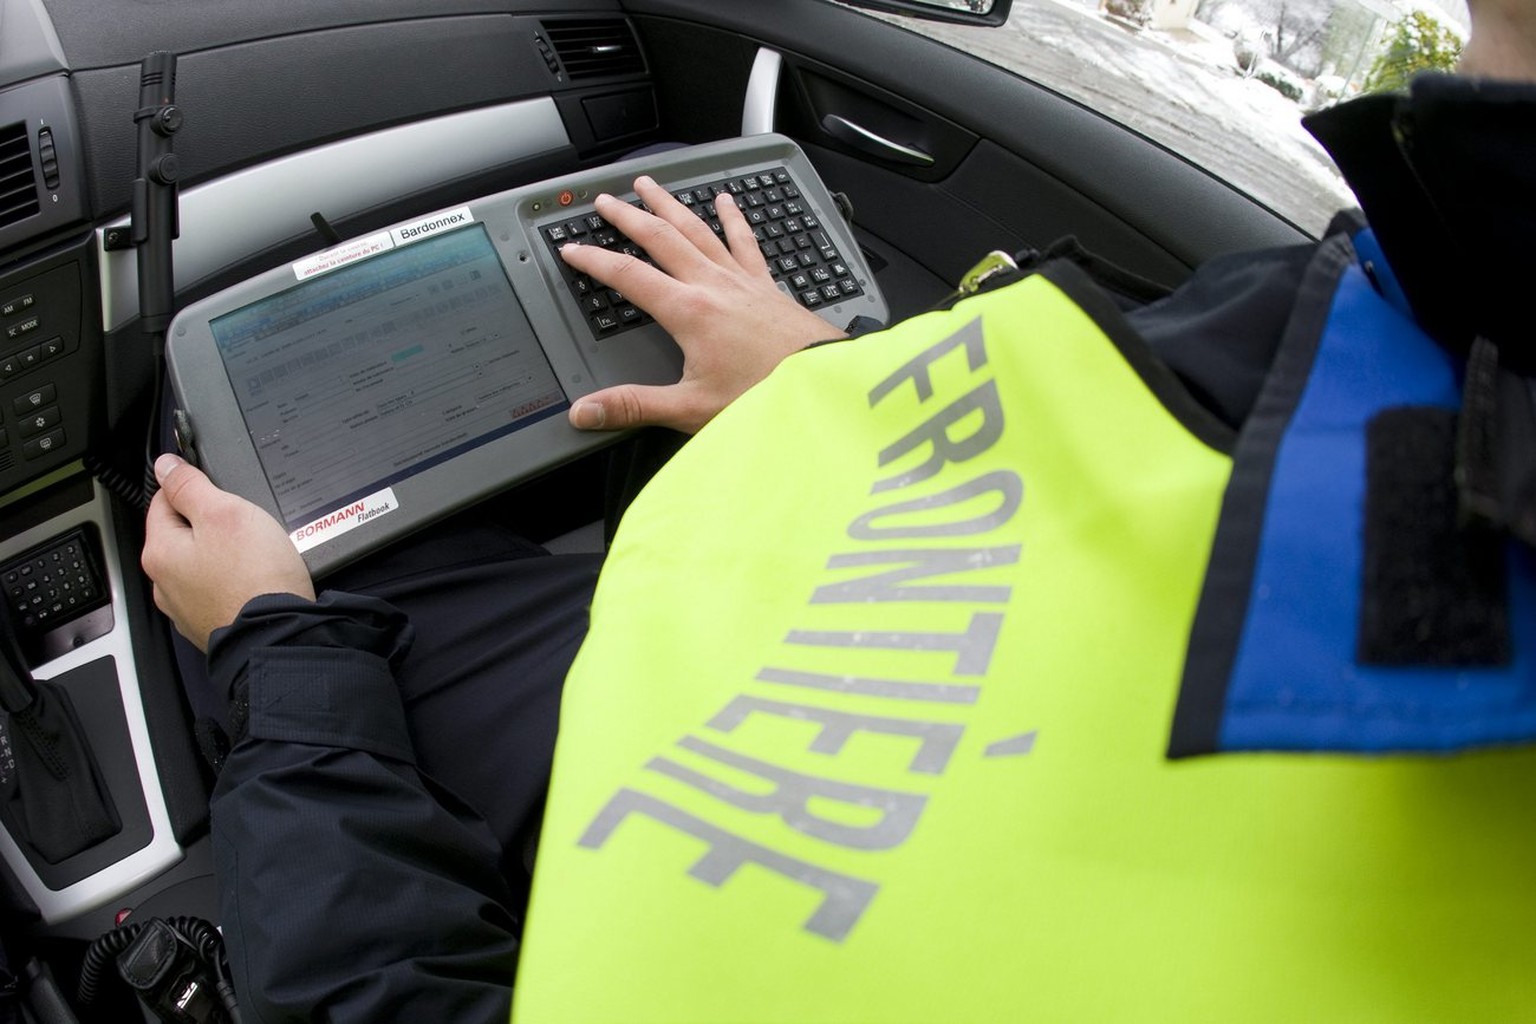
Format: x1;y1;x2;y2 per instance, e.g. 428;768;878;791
391;207;475;247
290;488;399;553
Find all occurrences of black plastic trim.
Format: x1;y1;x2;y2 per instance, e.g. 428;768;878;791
1164;234;1351;758
0;76;88;262
35;0;616;70
109;487;210;845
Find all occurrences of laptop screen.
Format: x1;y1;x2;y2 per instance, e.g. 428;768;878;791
209;225;568;530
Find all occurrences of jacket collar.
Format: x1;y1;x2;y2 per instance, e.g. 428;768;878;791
1304;75;1536;373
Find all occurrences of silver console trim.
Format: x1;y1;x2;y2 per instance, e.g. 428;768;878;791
742;47;783;136
98;97;572;331
0;481;183;925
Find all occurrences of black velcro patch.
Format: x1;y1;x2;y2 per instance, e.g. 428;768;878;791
1359;406;1509;666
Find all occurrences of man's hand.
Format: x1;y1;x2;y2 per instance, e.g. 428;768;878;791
560;175;845;434
141;454;315;651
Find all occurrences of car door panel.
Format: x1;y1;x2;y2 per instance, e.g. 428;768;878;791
628;0;1307;295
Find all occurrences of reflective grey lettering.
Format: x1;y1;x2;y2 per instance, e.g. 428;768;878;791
984;731;1038;758
811;546;1020;605
756;666;980;704
709;694;964;774
868;316;986;407
578;788;878;942
874;380;1004;494
648;736;927;851
785;612;1004;677
849;470;1023;540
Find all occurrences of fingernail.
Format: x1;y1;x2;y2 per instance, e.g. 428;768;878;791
636;175;655;188
154;453;183;482
571;401;606;430
717;192;736;207
595;193;615;205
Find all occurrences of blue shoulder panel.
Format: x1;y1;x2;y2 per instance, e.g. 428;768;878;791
1216;257;1536;753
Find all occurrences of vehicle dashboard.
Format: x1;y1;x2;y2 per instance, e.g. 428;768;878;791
0;0;693;938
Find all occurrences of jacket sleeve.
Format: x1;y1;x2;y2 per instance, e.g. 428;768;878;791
206;591;520;1024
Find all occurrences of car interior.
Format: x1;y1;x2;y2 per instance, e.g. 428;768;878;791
0;0;1308;1016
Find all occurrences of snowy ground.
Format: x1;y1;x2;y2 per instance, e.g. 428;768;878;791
884;0;1360;234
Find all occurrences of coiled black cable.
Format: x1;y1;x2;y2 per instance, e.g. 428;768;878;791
77;916;239;1023
81;453;152;512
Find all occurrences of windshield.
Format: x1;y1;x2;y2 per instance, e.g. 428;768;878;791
877;0;1468;235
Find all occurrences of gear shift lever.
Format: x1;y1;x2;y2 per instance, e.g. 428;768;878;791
0;609;119;864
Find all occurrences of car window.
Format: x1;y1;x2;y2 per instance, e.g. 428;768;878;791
858;0;1468;235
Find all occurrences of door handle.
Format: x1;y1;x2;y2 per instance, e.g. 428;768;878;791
820;113;934;167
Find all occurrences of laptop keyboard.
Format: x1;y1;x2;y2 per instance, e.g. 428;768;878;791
541;165;863;340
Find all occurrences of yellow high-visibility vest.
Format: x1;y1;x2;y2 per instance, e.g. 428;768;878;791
515;263;1536;1022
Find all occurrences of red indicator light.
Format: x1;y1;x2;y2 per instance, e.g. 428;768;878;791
558;190;575;207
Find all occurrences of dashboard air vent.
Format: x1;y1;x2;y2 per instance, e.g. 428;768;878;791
542;19;645;80
0;122;41;231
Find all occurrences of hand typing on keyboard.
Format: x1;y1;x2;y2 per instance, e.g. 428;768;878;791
559;175;846;435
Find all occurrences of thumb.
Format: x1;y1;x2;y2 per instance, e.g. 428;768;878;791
153;453;222;520
569;383;703;434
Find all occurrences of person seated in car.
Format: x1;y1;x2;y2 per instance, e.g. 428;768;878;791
141;0;1536;1017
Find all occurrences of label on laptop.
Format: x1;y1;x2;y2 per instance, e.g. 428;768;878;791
290;488;400;552
390;206;476;247
293;231;396;281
